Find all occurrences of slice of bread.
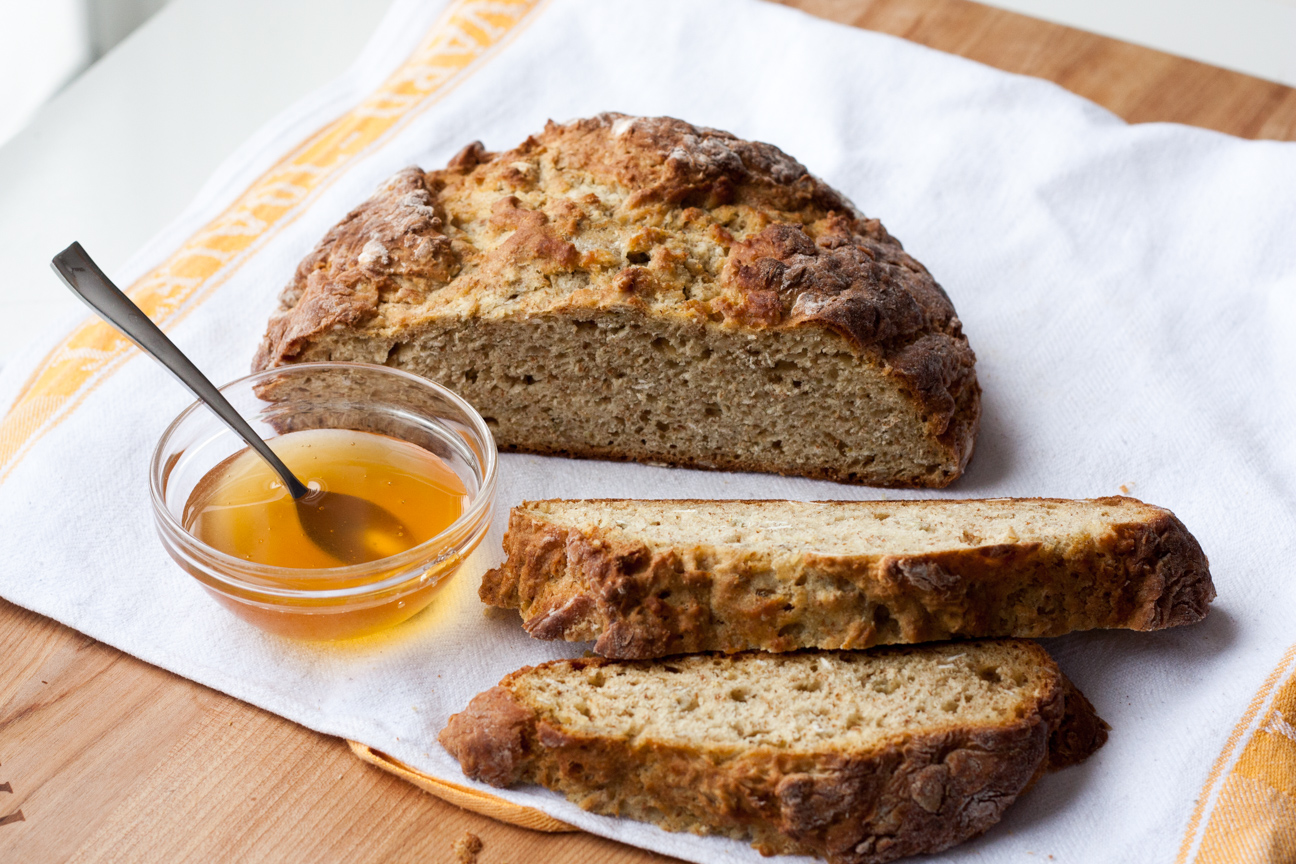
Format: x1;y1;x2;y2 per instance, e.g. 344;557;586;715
480;496;1214;658
439;641;1107;864
253;113;979;488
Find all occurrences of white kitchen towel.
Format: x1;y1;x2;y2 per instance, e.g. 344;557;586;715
2;0;1295;861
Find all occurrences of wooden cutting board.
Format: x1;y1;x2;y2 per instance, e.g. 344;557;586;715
3;2;1294;861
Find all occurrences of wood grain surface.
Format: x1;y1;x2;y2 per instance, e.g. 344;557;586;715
3;1;1294;862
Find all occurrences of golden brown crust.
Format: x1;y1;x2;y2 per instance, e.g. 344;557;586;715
253;113;979;486
479;496;1215;659
438;645;1105;864
252;167;456;371
435;685;535;787
1109;509;1217;629
1046;675;1111;771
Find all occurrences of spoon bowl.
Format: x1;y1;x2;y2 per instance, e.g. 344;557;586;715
296;486;412;566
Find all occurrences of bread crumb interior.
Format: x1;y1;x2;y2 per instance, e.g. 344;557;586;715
530;497;1149;557
513;643;1051;753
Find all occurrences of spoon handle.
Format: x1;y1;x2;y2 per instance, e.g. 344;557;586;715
51;242;310;500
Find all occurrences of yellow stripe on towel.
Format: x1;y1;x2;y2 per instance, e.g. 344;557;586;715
1179;644;1296;863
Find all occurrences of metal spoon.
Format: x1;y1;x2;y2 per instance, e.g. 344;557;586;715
51;242;409;566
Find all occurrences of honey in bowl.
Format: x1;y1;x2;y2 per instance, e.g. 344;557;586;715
179;427;469;639
152;362;496;642
184;428;466;569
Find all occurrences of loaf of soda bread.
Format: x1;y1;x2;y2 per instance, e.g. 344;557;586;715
439;641;1108;864
479;496;1214;658
253;113;979;487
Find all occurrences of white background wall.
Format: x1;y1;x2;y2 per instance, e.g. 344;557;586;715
0;1;92;146
0;0;169;147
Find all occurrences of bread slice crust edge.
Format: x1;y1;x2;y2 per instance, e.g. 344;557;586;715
479;496;1215;659
438;642;1107;864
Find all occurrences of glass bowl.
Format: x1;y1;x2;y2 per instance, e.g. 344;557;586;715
150;362;497;640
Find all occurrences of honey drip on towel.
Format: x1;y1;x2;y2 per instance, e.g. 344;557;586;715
184;428;467;568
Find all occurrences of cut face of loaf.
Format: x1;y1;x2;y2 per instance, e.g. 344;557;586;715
253;113;979;487
439;641;1108;864
480;496;1214;659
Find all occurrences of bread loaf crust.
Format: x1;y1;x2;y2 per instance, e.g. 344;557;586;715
479;497;1214;659
438;645;1106;864
253;114;980;487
